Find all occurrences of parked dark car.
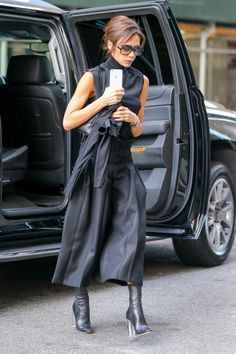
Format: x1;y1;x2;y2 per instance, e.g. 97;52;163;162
0;0;235;267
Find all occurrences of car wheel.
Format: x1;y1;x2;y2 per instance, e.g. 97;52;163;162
173;163;236;266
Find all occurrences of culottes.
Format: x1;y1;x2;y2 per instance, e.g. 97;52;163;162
52;146;147;287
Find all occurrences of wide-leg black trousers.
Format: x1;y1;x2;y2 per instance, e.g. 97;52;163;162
52;146;147;287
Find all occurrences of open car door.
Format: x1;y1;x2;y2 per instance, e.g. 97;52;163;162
61;1;210;239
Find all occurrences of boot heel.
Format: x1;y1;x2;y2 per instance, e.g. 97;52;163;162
71;306;76;328
127;319;136;337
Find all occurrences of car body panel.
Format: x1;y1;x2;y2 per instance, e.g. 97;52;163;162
0;0;63;14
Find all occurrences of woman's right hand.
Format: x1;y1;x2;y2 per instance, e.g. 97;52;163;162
100;87;125;106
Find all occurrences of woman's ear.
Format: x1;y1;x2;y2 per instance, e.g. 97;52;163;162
107;40;113;52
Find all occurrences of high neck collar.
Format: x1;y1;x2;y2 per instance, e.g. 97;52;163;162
104;56;128;70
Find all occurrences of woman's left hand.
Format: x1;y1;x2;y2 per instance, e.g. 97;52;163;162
112;106;137;125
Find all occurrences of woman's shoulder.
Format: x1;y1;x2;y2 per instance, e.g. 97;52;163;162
143;75;149;85
84;65;100;74
82;66;101;85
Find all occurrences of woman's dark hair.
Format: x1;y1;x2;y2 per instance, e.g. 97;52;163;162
103;16;146;57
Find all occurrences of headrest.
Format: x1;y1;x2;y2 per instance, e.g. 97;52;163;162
6;55;52;84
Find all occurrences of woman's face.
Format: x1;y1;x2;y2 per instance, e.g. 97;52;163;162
109;34;141;68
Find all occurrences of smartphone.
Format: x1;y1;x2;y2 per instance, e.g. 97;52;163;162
109;69;123;89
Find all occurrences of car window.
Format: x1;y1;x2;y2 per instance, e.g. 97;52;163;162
0;19;66;88
0;20;51;78
146;14;174;85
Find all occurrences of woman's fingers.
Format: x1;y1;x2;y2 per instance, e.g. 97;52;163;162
112;106;132;122
115;106;126;112
113;106;127;114
102;87;125;105
113;89;124;103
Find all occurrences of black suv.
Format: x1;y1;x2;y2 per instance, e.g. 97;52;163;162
0;0;235;266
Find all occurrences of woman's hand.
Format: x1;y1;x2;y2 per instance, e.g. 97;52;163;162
112;106;139;125
101;87;125;106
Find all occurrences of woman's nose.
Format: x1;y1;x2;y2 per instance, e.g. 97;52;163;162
128;51;135;58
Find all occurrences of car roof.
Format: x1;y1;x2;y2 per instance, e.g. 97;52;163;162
0;0;63;14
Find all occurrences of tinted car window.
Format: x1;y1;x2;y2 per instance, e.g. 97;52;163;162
0;20;53;78
147;14;174;84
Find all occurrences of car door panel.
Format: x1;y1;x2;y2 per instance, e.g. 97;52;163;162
132;85;174;212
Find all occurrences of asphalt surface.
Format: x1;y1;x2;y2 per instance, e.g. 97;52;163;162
1;239;236;354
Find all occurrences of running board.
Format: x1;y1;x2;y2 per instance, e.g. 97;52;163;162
0;243;60;262
0;226;193;263
146;225;193;239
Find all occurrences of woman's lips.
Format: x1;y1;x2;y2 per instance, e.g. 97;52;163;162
124;60;133;65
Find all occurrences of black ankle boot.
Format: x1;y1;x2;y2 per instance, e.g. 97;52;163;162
126;285;152;337
72;287;94;334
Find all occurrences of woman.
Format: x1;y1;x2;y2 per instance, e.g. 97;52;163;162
52;15;151;337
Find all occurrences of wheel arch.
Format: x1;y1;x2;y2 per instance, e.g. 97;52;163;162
210;142;236;187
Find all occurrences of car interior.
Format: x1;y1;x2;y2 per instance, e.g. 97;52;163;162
0;20;66;215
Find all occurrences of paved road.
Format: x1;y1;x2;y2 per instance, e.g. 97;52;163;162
1;239;236;354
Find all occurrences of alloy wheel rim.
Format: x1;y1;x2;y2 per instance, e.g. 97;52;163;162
206;177;234;255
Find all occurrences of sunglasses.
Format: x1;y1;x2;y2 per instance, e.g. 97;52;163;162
114;44;144;56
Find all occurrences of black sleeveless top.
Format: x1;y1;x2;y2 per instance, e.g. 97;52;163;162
92;56;144;140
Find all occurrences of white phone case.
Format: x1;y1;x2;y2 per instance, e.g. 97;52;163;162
109;69;123;89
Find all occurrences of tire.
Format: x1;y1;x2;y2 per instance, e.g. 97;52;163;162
173;163;236;266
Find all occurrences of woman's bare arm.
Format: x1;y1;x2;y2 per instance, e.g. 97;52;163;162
130;75;149;137
63;71;124;131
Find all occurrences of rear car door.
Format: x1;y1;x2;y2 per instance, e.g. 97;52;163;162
62;1;210;238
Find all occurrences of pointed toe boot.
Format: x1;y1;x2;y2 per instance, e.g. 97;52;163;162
73;287;95;334
126;285;152;337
